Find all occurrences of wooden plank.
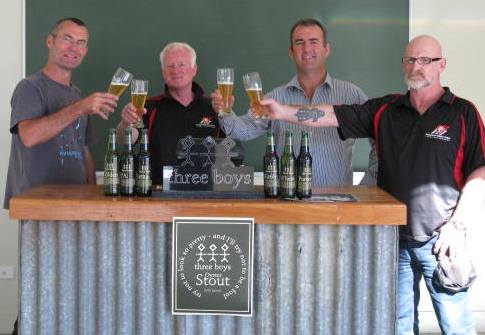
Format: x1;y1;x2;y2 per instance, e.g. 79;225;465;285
9;185;406;225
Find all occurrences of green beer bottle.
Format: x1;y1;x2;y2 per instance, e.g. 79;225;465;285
263;130;279;198
280;131;296;198
103;128;119;196
120;127;135;196
135;129;152;197
297;131;312;199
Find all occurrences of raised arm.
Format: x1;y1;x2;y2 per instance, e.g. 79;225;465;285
19;92;118;148
260;99;339;128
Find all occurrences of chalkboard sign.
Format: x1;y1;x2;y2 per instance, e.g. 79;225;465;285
26;0;408;171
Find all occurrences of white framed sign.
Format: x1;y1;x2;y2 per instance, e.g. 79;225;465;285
172;217;254;316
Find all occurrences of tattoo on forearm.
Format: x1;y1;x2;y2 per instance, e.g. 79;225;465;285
295;107;325;122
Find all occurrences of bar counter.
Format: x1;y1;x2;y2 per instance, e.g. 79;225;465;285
10;185;406;335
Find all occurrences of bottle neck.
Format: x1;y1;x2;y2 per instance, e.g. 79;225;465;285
124;136;132;152
266;134;276;152
300;135;309;153
107;133;116;151
283;135;293;154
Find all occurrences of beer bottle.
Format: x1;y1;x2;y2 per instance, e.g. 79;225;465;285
103;128;119;196
297;131;312;199
263;130;279;198
120;127;135;196
280;131;296;198
135;129;152;197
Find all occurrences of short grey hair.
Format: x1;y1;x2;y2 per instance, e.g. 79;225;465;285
159;42;197;68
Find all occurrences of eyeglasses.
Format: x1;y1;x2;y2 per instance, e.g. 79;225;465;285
402;57;442;65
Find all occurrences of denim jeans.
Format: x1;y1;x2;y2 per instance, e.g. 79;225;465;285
397;236;476;335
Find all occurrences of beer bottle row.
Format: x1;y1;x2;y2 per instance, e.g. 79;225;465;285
263;130;312;199
103;127;152;197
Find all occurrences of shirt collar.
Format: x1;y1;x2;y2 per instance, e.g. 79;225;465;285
164;81;205;101
397;87;454;108
284;72;334;92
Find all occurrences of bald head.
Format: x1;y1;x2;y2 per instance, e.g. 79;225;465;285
405;35;442;59
402;35;446;91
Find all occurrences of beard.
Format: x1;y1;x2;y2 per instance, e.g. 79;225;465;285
404;72;432;90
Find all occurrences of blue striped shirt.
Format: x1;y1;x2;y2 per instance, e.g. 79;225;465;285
219;74;377;186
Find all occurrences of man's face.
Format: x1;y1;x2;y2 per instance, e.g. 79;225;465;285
162;48;197;90
46;21;89;70
289;25;330;75
402;37;445;90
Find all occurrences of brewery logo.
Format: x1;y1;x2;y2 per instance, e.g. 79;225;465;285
173;218;253;315
195;116;216;128
425;124;451;142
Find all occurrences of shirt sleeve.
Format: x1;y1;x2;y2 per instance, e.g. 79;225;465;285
462;101;485;178
10;79;46;133
334;98;384;140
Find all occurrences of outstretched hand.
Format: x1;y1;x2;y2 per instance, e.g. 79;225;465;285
210;89;234;115
75;92;119;120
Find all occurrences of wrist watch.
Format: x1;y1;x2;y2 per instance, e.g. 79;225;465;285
449;218;467;231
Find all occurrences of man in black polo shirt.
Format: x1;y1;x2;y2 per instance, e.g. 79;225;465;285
261;35;485;334
117;42;222;184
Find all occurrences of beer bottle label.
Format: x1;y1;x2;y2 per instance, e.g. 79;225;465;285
120;162;135;187
264;163;279;187
297;167;312;192
104;162;119;185
136;164;152;189
280;165;296;196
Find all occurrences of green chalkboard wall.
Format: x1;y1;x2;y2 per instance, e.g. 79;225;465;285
26;0;408;171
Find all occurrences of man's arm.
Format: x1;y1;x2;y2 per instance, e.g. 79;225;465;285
84;146;96;184
261;99;338;127
116;103;141;143
18;92;118;147
433;165;485;259
211;89;269;141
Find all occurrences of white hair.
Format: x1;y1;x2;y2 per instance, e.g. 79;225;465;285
159;42;197;68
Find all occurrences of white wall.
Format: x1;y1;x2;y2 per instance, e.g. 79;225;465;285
0;0;22;333
1;1;485;333
410;0;485;332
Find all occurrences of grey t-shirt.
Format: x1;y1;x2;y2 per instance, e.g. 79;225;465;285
4;71;92;209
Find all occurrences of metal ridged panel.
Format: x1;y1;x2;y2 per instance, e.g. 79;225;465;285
19;220;398;335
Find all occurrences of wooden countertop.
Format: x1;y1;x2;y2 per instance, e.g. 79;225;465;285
9;185;406;225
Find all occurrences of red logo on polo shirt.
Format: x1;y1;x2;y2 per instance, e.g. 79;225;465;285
196;116;215;128
425;124;451;141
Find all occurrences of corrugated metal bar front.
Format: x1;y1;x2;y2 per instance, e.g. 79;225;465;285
19;220;398;335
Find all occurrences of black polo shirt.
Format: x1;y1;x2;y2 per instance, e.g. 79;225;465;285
143;82;222;184
334;88;485;241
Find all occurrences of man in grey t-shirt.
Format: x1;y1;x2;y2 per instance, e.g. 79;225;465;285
4;17;119;210
211;18;377;186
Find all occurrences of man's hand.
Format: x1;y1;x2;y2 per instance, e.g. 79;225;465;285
433;220;467;260
120;103;145;126
210;89;234;115
259;98;293;121
74;92;119;120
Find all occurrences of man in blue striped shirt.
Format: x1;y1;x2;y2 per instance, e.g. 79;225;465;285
211;18;377;186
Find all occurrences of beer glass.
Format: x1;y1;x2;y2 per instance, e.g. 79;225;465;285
108;67;133;97
242;72;266;118
217;68;234;115
131;79;148;128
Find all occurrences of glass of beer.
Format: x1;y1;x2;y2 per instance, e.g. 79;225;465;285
131;79;148;128
217;68;234;115
242;72;266;118
108;67;133;97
